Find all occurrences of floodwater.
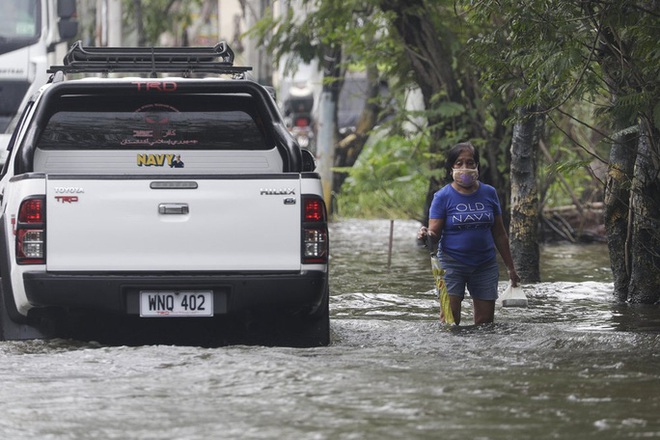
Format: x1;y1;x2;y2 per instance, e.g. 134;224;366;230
2;219;659;439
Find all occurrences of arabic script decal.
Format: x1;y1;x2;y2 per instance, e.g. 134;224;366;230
123;103;199;149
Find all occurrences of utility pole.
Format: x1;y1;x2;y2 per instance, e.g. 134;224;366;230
107;0;122;46
245;0;272;85
96;0;122;46
317;90;336;210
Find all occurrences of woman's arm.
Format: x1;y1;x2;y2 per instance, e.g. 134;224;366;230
491;215;521;286
418;218;445;252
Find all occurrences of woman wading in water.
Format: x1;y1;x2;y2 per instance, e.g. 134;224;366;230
418;142;520;324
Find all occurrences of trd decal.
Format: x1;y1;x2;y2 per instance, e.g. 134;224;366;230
54;196;79;203
131;81;178;92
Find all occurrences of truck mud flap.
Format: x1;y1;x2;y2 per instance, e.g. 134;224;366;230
0;216;51;340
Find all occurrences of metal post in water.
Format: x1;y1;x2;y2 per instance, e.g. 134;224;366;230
387;220;394;270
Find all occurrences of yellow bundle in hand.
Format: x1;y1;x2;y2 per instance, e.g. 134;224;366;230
431;256;455;325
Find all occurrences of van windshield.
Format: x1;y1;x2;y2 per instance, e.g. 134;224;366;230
0;0;40;40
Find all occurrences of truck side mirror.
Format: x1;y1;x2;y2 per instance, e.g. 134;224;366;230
301;149;317;172
58;0;77;18
58;19;78;40
57;0;78;40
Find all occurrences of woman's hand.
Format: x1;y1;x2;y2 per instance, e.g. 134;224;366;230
419;220;443;250
508;267;521;287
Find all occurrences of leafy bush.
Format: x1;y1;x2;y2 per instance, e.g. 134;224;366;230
334;132;431;220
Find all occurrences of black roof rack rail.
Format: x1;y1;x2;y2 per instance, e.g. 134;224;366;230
47;40;252;77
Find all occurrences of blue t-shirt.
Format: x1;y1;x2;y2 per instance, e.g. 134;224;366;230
429;183;502;266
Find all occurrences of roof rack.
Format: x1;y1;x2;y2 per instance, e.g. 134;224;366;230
47;40;252;77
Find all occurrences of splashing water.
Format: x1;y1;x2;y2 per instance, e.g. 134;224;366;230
0;219;658;439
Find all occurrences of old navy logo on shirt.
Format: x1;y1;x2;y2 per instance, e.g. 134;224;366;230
451;202;492;230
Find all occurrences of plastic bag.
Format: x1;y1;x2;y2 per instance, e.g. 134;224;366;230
497;282;528;308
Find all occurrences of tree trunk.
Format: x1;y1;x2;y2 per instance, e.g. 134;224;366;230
482;113;514;227
627;122;660;303
604;125;636;301
332;65;382;193
509;106;543;283
317;44;342;212
592;1;660;303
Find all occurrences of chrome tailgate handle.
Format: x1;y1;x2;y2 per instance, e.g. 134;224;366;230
158;203;189;215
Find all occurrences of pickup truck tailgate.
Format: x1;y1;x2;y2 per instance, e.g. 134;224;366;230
45;176;302;271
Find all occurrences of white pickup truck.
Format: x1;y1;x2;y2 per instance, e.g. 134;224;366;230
0;42;329;346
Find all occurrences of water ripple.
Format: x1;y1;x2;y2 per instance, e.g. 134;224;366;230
1;220;659;439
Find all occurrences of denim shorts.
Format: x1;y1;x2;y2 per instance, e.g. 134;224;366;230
438;254;499;301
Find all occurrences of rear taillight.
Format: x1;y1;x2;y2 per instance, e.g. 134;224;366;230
302;195;328;264
16;197;46;264
295;116;310;127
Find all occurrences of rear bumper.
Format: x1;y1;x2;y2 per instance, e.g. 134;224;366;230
22;270;327;316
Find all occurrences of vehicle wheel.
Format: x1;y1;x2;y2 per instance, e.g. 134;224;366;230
302;282;330;346
243;283;331;347
282;280;330;347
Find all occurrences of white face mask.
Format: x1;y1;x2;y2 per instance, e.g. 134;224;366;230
452;168;479;188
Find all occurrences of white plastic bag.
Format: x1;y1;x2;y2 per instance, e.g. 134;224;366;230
497;282;528;308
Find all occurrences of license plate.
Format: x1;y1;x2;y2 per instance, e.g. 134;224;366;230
140;291;213;317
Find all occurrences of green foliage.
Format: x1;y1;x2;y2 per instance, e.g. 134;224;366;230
465;0;595;111
334;132;432;219
426;98;466;119
464;0;659;129
248;0;658;220
122;0;199;45
542;158;596;206
250;0;401;77
462;0;659;212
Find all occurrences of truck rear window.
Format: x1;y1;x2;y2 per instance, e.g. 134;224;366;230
36;94;269;151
